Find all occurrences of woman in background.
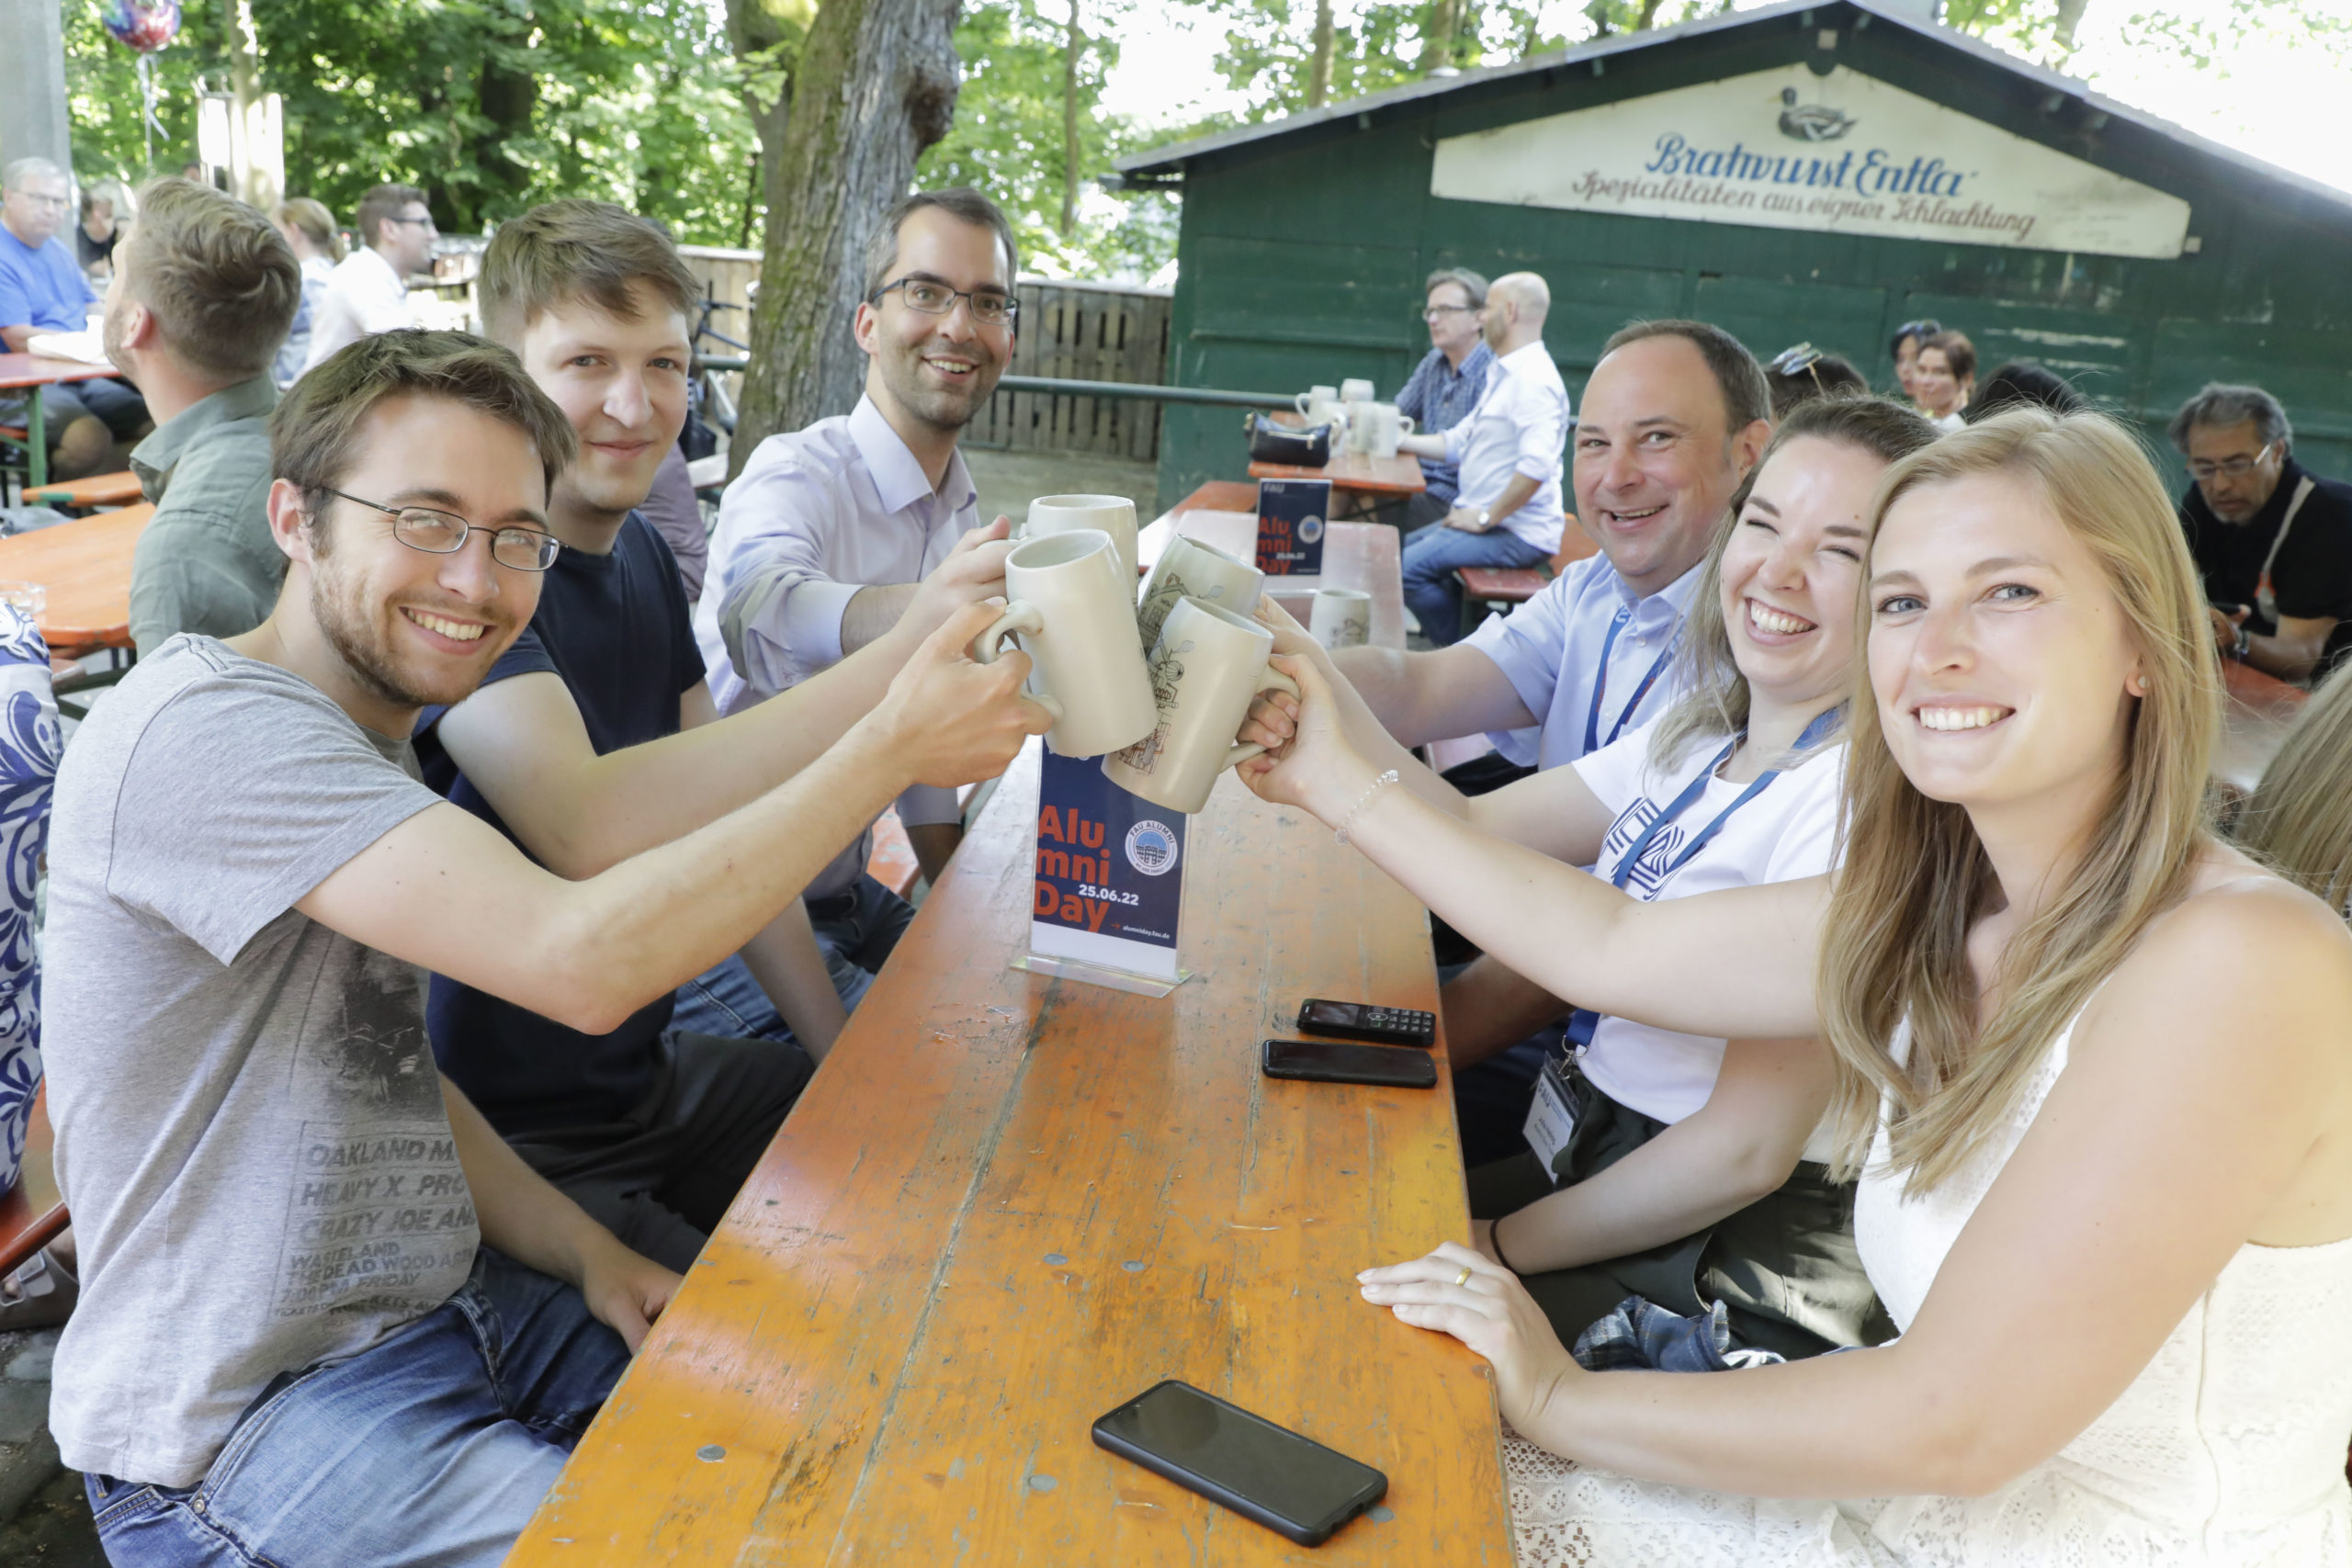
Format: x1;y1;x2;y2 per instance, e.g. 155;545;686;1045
270;197;345;386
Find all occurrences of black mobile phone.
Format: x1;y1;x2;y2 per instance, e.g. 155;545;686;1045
1295;997;1437;1048
1262;1038;1438;1089
1091;1379;1388;1547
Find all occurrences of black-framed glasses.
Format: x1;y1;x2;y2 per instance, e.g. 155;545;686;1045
868;277;1017;325
2188;443;2279;483
322;488;560;571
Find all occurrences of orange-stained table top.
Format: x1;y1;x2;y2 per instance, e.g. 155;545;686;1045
505;745;1510;1566
1139;504;1408;654
1246;446;1426;499
2215;657;2310;795
0;353;120;393
0;503;152;660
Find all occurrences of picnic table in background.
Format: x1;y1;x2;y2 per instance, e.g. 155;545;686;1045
0;503;153;666
1142;485;1408;652
2214;658;2310;795
1246;413;1426;519
0;354;125;492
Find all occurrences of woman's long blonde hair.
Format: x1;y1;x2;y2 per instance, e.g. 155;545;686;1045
1649;395;1940;768
2239;662;2352;912
273;197;345;262
1816;410;2221;1193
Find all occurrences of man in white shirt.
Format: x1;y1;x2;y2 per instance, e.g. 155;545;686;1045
299;183;434;375
695;186;1018;1009
1393;271;1568;646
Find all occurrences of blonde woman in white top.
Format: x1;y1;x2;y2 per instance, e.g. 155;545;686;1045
1248;410;2352;1565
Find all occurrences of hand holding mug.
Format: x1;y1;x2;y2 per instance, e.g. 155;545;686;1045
905;517;1017;637
871;601;1057;788
1234;652;1374;820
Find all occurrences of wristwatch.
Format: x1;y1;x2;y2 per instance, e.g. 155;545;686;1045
1476;507;1492;530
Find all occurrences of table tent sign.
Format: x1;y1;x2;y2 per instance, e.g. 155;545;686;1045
1256;479;1331;576
1430;64;2191;260
1012;750;1194;997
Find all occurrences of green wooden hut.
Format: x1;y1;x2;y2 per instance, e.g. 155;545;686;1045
1114;0;2352;509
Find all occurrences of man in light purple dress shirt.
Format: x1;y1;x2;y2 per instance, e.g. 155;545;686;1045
695;187;1021;1007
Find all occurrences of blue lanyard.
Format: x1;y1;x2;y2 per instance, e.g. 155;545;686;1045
1582;607;1681;755
1566;705;1842;1048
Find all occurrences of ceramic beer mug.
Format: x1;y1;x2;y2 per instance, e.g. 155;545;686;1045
1350;402;1418;458
1310;587;1373;650
1339;378;1376;404
970;529;1158;757
1294;384;1340;421
1023;493;1141;592
1136;534;1263;651
1102;597;1302;816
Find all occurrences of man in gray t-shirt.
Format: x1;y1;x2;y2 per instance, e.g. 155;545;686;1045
45;330;1050;1565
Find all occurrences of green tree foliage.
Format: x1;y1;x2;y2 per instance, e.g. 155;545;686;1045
64;0;761;244
915;0;1179;280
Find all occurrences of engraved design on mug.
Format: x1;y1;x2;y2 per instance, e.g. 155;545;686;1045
1112;638;1191;776
1137;568;1196;649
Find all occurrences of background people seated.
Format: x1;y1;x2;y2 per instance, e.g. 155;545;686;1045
1962;360;2082;423
0;156;152;479
1393;265;1494;529
300;182;433;375
696;186;1021;1007
1393;271;1567;647
271;196;344;388
75;182;124;279
1911;329;1975;430
104;176;303;655
2171;380;2352;684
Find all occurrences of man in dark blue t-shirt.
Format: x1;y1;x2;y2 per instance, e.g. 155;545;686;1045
413;203;1019;1269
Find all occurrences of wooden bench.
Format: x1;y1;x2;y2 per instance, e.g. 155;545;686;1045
1456;516;1600;628
24;470;144;513
1171;479;1260;514
0;1087;66;1281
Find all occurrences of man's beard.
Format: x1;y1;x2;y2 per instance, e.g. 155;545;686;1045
877;341;1002;434
308;550;487;711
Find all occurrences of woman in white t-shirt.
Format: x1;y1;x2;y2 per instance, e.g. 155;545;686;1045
1441;395;1941;1362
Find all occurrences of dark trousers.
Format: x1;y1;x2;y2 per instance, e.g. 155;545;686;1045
1468;1082;1891;1361
3;377;151;445
507;1030;813;1272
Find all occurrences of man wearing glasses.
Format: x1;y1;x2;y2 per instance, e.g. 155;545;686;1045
2170;381;2352;683
1393;266;1495;530
696;186;1022;1010
41;329;1052;1562
299;183;435;376
0;157;153;478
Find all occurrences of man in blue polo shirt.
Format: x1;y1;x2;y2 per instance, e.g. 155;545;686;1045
411;203;1023;1269
1250;319;1772;1164
0;158;150;477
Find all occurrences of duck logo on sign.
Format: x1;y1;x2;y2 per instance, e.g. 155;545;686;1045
1778;86;1856;142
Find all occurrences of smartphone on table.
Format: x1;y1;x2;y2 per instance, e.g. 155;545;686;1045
1295;998;1437;1048
1092;1379;1388;1547
1262;1037;1438;1089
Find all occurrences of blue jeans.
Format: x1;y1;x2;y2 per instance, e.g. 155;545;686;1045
672;952;799;1042
804;872;917;1010
1400;520;1548;646
85;1248;630;1568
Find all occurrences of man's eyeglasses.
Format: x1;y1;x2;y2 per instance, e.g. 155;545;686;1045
869;277;1017;325
322;488;561;571
9;191;68;210
2188;443;2279;483
388;215;438;231
1423;304;1480;321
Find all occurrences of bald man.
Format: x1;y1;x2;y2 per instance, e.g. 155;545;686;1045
1393;270;1569;645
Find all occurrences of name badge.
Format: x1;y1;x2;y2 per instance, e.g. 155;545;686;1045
1522;1053;1582;1179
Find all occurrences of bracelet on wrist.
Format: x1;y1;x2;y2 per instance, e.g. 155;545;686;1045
1488;1213;1525;1276
1333;768;1400;845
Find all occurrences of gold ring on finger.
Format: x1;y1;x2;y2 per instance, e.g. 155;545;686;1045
1453;1266;1473;1287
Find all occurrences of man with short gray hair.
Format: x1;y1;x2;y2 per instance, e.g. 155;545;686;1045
2171;381;2352;683
1;156;153;477
1393;265;1494;526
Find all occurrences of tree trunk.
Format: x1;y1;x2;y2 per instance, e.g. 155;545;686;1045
1306;0;1336;108
725;0;808;253
2052;0;2090;51
732;0;961;472
219;0;279;208
1059;0;1081;237
1634;0;1665;30
1416;0;1461;72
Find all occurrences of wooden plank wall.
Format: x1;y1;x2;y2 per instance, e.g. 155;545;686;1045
967;280;1173;460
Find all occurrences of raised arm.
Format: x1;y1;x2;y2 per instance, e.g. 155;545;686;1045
302;604;1050;1036
432;524;1015;878
1246;653;1825;1040
1369;874;2352;1500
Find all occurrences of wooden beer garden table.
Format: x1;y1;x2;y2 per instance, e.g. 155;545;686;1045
1;353;124;491
1140;488;1409;652
0;502;153;660
1246;448;1426;519
507;532;1509;1563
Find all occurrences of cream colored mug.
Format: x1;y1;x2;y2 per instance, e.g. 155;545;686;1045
1339;378;1376;404
1102;597;1302;815
1310;587;1373;650
1136;534;1263;652
1348;402;1418;458
1023;494;1141;593
970;530;1158;757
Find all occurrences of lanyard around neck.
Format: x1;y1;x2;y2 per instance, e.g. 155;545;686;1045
1583;606;1682;754
1604;705;1843;892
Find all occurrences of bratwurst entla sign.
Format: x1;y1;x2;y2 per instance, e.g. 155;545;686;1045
1430;64;2191;260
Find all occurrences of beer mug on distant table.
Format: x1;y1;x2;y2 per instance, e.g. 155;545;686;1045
970;529;1159;757
1137;534;1263;651
1022;493;1141;593
1102;597;1301;816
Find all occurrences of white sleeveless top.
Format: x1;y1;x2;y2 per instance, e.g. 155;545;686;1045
1505;1008;2352;1566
